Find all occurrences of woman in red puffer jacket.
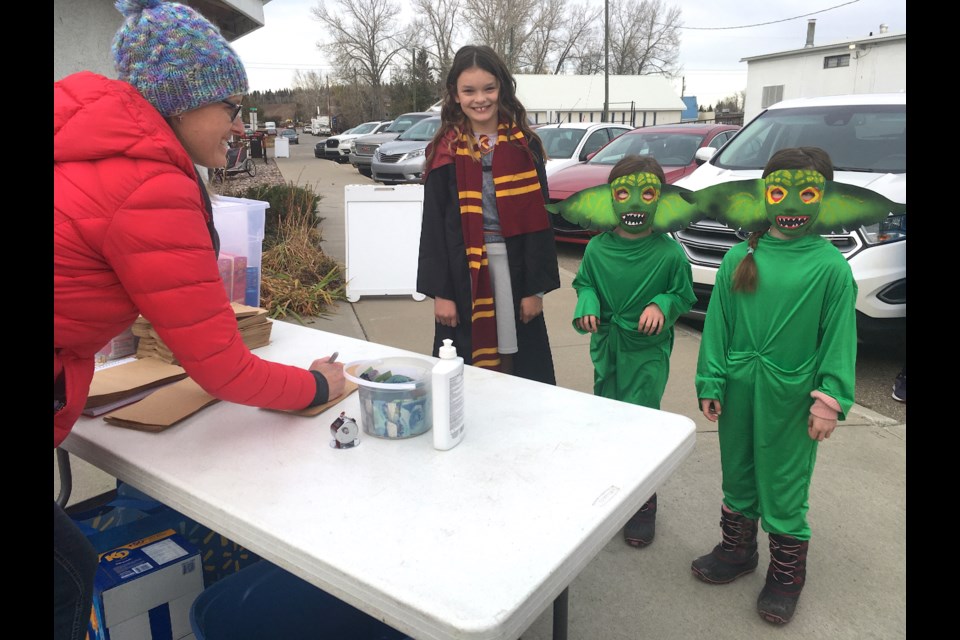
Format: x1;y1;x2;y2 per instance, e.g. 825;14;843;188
53;3;343;638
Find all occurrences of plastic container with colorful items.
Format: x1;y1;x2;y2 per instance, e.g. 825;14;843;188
344;357;433;439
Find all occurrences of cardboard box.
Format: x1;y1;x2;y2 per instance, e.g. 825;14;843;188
212;196;267;307
89;528;203;640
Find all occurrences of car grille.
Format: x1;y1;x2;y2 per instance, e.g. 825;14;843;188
673;220;860;269
376;172;408;181
377;152;404;164
326;139;339;149
355;143;378;156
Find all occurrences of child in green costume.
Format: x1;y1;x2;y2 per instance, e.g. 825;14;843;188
690;146;905;625
569;155;696;548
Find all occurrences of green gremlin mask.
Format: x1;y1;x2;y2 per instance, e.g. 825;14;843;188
692;170;906;235
764;169;825;237
545;171;700;235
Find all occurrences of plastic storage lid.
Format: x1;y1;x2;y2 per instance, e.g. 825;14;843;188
343;356;433;391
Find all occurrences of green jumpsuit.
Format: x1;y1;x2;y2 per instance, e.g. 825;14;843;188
695;234;858;539
573;232;695;410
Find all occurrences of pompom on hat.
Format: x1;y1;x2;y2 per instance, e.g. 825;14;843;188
111;0;248;116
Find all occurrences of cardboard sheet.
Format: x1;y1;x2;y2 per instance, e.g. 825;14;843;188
103;378;219;432
85;358;187;409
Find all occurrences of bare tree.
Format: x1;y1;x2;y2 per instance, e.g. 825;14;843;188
517;0;569;74
310;0;407;119
291;70;328;119
461;0;538;70
607;0;681;76
410;0;462;76
550;1;604;75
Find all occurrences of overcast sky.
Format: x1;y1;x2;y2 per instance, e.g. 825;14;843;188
231;0;906;107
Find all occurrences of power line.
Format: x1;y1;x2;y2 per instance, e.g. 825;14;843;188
683;0;860;31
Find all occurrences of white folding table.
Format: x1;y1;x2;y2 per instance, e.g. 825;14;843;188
62;321;695;640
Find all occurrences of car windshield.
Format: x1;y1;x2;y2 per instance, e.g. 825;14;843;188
588;131;704;166
537;128;588;159
714;104;906;174
398;118;441;141
386;115;429;134
352;122;381;135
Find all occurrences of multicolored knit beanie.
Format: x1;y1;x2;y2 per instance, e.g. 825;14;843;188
111;0;248;116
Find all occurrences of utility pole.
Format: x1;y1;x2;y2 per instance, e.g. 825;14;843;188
603;0;609;122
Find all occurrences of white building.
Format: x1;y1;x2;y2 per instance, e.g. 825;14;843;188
741;20;906;122
515;74;686;127
54;0;269;81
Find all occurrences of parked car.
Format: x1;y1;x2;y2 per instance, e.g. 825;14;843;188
321;121;392;162
279;128;299;144
316;125;356;158
548;123;741;244
351;112;436;177
535;122;631;177
673;93;906;339
264;121;277;135
303;125;313;135
371;116;442;184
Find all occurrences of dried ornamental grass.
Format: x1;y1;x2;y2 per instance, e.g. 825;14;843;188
259;216;347;322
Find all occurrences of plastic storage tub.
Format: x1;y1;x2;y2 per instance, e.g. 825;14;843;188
189;560;411;640
212;196;268;307
344;357;433;438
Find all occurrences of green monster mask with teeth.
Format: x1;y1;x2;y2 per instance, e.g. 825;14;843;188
545;172;700;235
690;172;906;235
764;169;825;237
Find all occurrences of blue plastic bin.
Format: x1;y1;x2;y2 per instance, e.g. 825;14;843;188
190;560;412;640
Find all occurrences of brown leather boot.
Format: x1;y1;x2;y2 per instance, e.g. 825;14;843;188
757;534;808;625
691;504;759;584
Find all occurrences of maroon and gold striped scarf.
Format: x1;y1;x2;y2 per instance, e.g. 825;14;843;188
429;121;549;370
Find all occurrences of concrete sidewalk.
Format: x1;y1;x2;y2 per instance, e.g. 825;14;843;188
56;154;906;640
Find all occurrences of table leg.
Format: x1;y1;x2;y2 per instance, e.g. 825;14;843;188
552;587;568;640
56;449;73;508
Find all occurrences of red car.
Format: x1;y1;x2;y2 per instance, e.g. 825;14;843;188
548;123;741;244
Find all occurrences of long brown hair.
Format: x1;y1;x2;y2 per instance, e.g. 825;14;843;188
424;44;540;171
731;146;834;293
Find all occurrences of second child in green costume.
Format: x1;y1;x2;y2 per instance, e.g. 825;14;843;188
690;146;899;626
571;155;695;548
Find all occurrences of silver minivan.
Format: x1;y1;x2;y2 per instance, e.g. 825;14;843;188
371;116;442;185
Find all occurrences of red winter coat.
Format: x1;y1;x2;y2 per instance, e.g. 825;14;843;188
54;72;317;447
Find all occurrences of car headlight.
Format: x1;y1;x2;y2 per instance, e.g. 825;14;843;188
405;148;426;160
861;212;906;245
347;141;356;151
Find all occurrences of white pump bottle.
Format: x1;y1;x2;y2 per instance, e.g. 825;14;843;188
432;339;465;450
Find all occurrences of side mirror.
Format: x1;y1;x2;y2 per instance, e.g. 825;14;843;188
694;147;716;166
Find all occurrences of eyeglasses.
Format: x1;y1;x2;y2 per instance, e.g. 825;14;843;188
221;100;243;121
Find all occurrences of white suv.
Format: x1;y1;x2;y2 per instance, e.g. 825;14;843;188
673;93;906;342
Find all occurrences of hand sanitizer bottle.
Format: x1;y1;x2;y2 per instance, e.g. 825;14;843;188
432;339;465;450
